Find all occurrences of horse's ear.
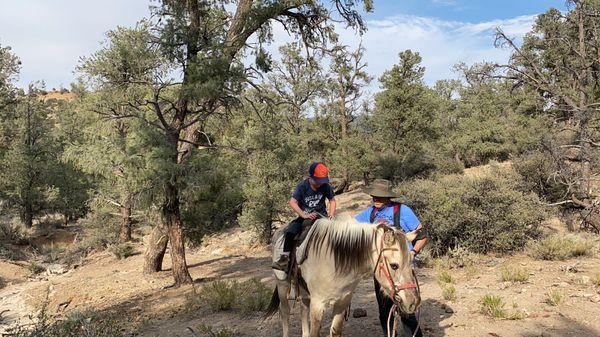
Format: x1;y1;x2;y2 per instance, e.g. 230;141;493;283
383;231;396;246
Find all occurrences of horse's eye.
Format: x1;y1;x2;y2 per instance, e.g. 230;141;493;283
389;263;399;270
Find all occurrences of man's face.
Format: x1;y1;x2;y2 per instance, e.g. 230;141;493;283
373;196;391;209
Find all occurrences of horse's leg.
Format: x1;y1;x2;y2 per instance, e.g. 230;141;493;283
329;295;352;337
309;300;326;337
278;281;291;337
300;295;310;337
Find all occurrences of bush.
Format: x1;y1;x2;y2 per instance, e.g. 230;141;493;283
0;276;6;289
436;269;454;285
7;308;123;337
480;294;506;319
527;234;595;260
191;280;238;311
26;261;46;276
238;278;272;315
107;243;135;260
399;167;546;255
513;150;568;202
0;220;27;244
499;265;529;283
195;324;235;337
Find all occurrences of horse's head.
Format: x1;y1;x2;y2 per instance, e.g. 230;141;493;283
373;224;421;314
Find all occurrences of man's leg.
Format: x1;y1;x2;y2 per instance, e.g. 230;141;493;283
401;314;422;337
374;278;395;336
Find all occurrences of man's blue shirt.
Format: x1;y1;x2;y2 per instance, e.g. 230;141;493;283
355;204;420;250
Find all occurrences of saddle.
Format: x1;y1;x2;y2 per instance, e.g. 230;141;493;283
272;219;314;299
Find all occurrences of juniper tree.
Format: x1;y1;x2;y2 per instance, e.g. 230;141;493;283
81;0;373;285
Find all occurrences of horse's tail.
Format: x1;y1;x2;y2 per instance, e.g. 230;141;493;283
263;286;280;319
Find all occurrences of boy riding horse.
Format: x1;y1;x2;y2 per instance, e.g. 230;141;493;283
272;162;337;271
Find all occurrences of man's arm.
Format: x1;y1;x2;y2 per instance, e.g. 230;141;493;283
327;198;337;219
289;198;316;219
411;223;428;258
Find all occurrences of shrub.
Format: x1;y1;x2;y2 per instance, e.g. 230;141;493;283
436;269;454;285
0;220;26;244
446;246;478;268
7;308;122;337
195;324;235;337
500;265;529;283
399;167;546;255
26;261;46;276
545;289;564;306
192;280;238;311
442;285;456;301
0;276;6;289
107;243;135;260
527;234;595;260
513;150;568;202
239;278;272;315
592;273;600;287
480;294;506;319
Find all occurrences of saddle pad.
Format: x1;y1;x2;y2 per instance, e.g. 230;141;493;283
271;228;288;281
295;223;318;266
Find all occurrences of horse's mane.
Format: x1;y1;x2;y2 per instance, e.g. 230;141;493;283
303;216;375;274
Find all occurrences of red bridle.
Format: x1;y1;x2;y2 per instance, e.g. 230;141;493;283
372;227;419;302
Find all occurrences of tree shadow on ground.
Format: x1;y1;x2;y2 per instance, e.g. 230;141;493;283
418;298;453;337
520;314;600;337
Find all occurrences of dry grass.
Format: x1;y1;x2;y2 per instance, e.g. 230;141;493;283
436;269;454;285
499;265;529;283
545;289;565;306
528;234;595;261
442;285;457;301
591;273;600;287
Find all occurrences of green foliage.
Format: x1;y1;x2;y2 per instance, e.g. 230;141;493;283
192;280;238;312
238;278;272;315
400;167;546;255
513;150;568;202
480;294;506;319
107;243;135;260
7;308;123;337
527;234;595;260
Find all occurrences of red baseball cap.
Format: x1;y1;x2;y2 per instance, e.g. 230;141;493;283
308;162;329;184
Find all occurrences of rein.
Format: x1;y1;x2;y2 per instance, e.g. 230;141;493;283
372;227;421;337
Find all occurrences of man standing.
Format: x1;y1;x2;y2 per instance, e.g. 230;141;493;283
355;179;427;337
272;162;336;271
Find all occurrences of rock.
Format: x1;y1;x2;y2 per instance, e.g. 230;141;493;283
46;264;67;275
353;308;367;318
444;306;455;314
590;294;600;303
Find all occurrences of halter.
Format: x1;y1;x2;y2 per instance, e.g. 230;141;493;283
372;225;421;337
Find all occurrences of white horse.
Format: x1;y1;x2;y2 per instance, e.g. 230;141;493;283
265;216;421;337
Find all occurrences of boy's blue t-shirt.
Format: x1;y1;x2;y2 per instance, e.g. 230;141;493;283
292;179;335;216
355;204;420;250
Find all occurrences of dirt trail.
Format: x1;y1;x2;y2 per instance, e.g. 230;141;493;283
0;184;599;336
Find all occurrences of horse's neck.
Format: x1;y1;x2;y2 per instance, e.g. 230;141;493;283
365;227;381;273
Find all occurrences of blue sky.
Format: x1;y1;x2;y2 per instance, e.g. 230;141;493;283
0;0;568;91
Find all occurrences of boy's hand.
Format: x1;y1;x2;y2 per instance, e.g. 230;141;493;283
303;212;318;220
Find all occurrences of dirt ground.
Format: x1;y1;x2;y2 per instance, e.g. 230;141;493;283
1;188;599;337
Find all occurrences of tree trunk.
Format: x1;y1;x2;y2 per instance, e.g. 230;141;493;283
22;203;33;228
143;222;168;274
163;180;193;285
119;193;133;242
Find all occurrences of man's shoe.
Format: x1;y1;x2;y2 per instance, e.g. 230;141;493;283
272;254;289;271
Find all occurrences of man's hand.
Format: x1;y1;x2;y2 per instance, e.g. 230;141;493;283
303;212;318;220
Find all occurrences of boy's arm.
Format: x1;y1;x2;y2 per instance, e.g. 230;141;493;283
327;198;336;219
289;198;315;219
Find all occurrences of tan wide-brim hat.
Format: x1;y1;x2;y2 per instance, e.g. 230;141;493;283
365;179;397;198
